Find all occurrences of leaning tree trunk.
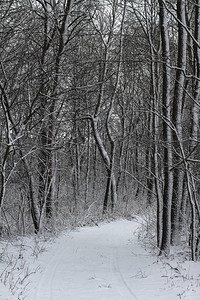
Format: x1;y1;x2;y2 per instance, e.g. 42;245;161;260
89;0;126;214
91;117;115;213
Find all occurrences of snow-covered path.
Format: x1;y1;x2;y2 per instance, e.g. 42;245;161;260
32;220;139;300
26;219;200;300
1;219;200;299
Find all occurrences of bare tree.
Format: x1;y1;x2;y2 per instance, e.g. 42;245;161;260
171;0;187;245
158;0;173;256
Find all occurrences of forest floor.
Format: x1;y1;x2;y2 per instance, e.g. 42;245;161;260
1;217;200;300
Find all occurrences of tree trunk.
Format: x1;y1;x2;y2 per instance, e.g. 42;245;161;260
150;43;163;247
189;0;200;259
91;117;116;213
171;0;187;245
159;0;173;256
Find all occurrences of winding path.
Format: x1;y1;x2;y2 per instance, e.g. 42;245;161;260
31;219;139;300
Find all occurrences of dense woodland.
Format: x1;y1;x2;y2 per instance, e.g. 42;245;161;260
0;0;200;261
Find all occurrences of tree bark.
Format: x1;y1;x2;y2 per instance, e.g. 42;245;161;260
189;0;200;259
171;0;187;245
159;0;173;256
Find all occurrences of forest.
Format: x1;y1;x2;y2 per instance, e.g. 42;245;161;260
0;0;200;262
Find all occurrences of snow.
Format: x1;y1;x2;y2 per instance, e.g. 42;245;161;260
1;218;200;300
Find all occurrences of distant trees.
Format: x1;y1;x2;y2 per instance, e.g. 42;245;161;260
87;0;127;213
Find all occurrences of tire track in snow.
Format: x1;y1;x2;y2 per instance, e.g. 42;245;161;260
34;239;68;300
110;247;138;300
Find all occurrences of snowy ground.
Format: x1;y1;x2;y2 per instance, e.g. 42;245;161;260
1;218;200;300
